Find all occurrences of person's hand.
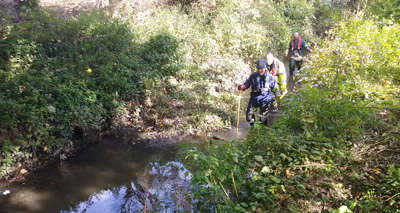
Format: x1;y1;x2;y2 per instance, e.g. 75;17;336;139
238;85;246;91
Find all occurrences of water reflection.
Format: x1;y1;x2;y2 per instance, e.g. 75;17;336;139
64;161;192;213
0;137;193;213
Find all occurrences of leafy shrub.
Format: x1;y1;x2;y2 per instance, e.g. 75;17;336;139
367;0;400;22
0;10;142;179
379;164;400;209
140;32;182;77
182;9;400;212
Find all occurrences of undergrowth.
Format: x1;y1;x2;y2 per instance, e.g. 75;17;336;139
182;13;400;213
0;0;323;180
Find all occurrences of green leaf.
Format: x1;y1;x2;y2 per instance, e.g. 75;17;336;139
254;155;263;162
271;176;281;183
200;187;207;193
233;156;238;163
241;202;248;207
306;130;312;138
333;205;352;213
261;166;271;174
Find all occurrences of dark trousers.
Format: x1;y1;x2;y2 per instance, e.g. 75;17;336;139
246;101;273;126
289;58;303;75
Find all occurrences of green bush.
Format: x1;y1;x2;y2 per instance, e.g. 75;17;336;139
0;10;142;179
367;0;400;22
182;10;400;212
140;32;182;77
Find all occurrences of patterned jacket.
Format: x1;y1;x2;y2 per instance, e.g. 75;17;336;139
243;72;279;107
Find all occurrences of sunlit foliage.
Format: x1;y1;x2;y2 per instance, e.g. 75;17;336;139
183;6;400;213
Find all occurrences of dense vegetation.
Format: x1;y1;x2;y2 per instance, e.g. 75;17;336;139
0;0;399;212
0;0;325;180
183;1;400;212
0;0;315;179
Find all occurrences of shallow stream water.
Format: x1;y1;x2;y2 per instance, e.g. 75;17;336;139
0;114;252;213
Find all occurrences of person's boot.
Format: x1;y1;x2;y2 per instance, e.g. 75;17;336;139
271;102;279;113
260;115;268;126
249;118;254;127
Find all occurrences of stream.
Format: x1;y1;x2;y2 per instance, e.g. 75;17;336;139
0;75;297;213
0;125;251;212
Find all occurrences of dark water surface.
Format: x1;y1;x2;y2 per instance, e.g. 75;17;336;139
1;74;296;213
0;116;252;213
1;136;193;212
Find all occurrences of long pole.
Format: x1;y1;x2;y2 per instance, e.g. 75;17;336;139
236;90;241;136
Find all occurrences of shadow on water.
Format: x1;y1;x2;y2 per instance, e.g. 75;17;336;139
0;66;298;213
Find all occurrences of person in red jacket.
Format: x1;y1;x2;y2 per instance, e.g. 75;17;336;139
287;32;312;76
